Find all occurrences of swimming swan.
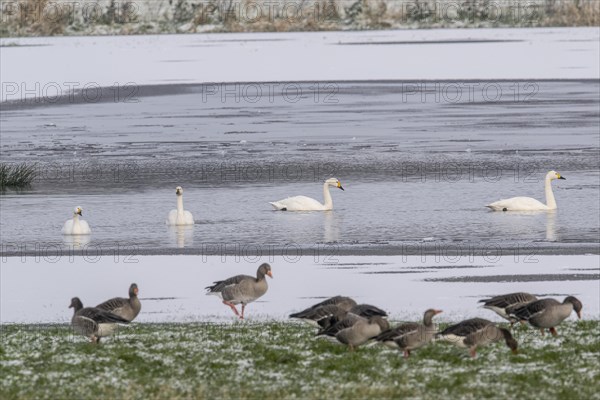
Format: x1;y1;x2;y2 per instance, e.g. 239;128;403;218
486;170;566;211
166;186;194;225
62;206;91;235
270;178;344;211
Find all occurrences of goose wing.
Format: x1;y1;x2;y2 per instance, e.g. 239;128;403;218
205;274;253;293
439;318;492;337
479;292;537;308
510;298;558;321
375;322;420;342
78;307;130;324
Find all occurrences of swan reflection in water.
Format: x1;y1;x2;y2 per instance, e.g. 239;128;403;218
62;234;91;249
169;225;194;248
546;211;558;242
323;211;342;243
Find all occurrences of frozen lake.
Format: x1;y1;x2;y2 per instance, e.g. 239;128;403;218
1;81;598;255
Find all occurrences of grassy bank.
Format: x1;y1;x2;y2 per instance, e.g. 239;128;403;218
1;321;599;399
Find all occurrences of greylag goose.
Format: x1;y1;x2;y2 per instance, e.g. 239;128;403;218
479;292;537;325
69;297;129;343
96;283;141;322
509;296;582;336
289;304;348;328
436;318;518;358
375;309;442;358
289;295;357;321
316;303;388;335
333;316;390;351
206;263;273;319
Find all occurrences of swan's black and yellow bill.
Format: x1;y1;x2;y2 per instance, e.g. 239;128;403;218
337;181;344;191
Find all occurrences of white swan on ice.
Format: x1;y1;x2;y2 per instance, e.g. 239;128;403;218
269;178;344;211
62;206;91;235
166;186;195;225
486;171;566;211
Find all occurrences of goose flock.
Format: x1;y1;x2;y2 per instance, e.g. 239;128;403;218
69;265;583;359
60;170;566;234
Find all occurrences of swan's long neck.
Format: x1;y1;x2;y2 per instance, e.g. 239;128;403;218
544;176;557;209
73;213;81;230
176;195;185;214
323;183;333;209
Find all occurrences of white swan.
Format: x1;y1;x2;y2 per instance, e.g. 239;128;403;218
62;206;91;235
166;186;195;225
486;171;566;211
270;178;344;211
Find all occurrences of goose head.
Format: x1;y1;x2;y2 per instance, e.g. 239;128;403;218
175;186;183;196
257;263;273;279
129;283;139;297
73;206;83;216
547;170;566;181
500;328;519;355
423;309;443;326
325;178;344;191
564;296;582;319
69;297;83;311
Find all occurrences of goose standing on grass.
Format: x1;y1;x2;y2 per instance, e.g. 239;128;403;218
289;304;350;329
166;186;194;225
69;297;130;343
62;206;91;235
486;170;566;211
436;318;518;358
269;178;344;211
375;309;442;358
322;315;389;351
206;263;273;319
509;296;582;336
96;283;141;322
479;292;538;326
315;303;388;334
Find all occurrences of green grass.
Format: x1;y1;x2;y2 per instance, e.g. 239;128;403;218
1;321;599;399
0;163;36;189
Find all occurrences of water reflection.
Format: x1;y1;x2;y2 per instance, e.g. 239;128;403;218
62;235;91;249
546;211;558;242
323;211;341;243
168;225;194;248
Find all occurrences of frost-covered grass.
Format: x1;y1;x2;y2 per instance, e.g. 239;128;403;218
1;321;599;399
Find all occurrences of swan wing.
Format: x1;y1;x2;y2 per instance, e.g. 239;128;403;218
183;210;195;224
166;209;178;225
79;220;91;234
487;197;548;211
62;219;73;234
270;196;325;211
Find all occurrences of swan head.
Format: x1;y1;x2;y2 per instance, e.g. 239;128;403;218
73;206;83;216
325;177;344;191
548;171;566;181
175;186;183;196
